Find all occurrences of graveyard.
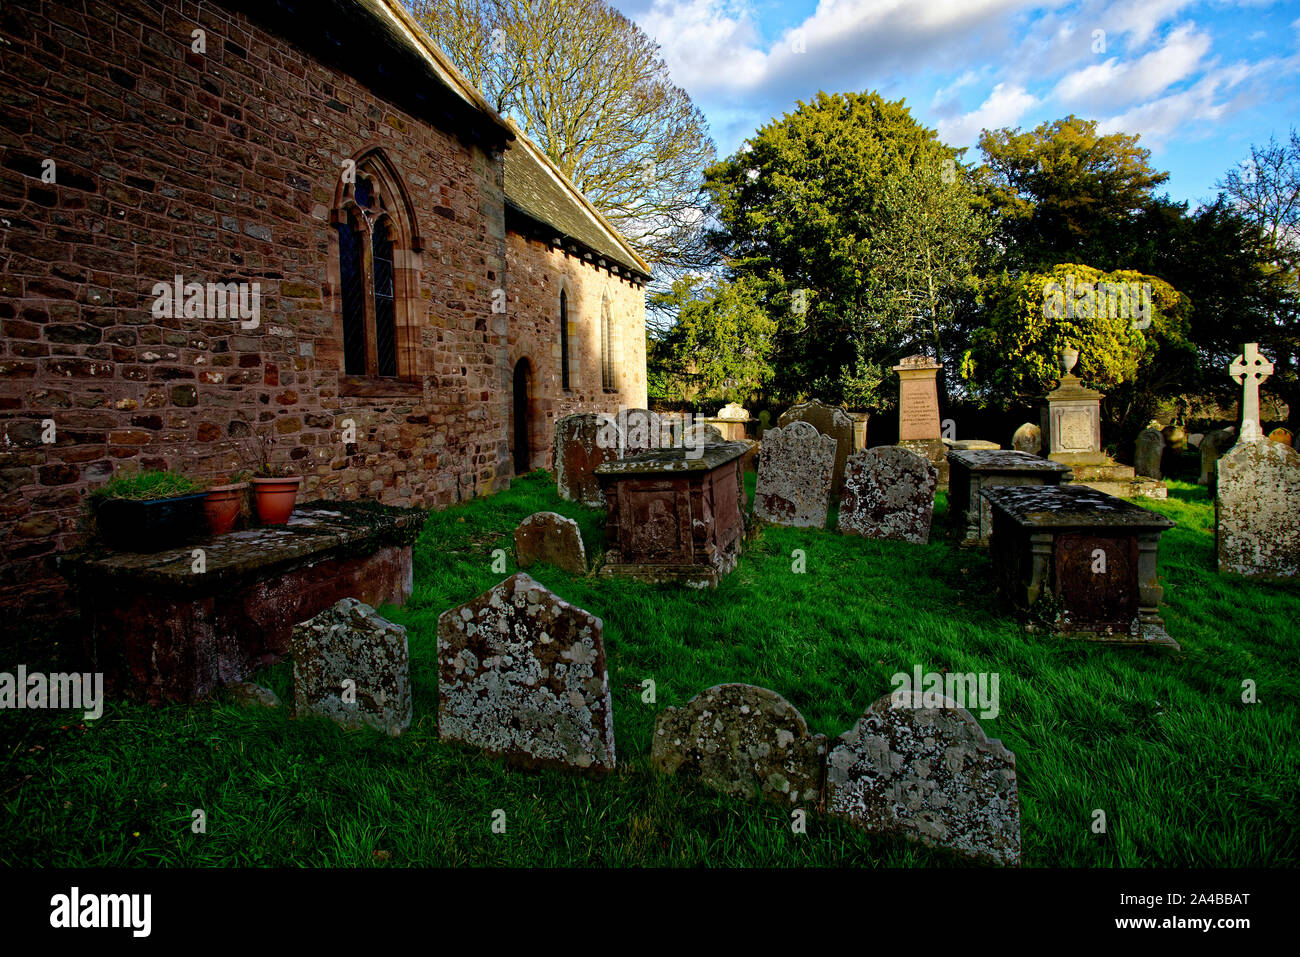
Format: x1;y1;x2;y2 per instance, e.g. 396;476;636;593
1;0;1296;887
2;463;1295;867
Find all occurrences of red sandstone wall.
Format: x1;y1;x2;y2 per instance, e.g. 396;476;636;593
0;0;647;620
505;231;648;471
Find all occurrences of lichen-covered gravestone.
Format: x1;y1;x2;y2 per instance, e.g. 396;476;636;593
778;399;855;496
1011;422;1041;455
554;413;619;507
291;597;411;736
514;511;586;575
825;691;1021;867
679;422;724;447
753;421;836;528
838;446;937;543
437;573;615;772
651;683;827;807
1198;427;1235;487
1134;427;1165;479
616;407;662;455
1216;438;1300;578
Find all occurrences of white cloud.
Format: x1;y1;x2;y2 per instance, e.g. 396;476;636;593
937;82;1040;145
1053;22;1212;108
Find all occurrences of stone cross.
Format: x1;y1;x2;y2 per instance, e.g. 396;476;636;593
1229;343;1273;442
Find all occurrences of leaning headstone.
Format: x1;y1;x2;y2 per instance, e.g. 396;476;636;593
514;511;586;575
825;691;1021;867
838;446;937;543
651;683;826;807
1011;422;1041;455
754;421;836;527
1199;427;1236;487
437;573;615;771
292;597;412;736
778;399;855;496
1216;438;1300;578
555;412;619;507
1134;426;1165;479
616;407;662;455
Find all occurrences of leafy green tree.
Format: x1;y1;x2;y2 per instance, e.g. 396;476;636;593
977;115;1169;271
651;276;776;406
703;91;987;407
961;263;1190;428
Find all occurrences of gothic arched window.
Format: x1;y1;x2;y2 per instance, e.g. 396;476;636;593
330;150;421;383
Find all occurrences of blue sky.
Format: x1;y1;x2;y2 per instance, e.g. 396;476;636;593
610;0;1300;207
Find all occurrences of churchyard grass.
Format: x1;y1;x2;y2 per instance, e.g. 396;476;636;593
1;474;1294;866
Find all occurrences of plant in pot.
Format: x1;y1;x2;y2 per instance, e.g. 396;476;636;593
203;469;250;536
246;431;302;525
88;467;209;552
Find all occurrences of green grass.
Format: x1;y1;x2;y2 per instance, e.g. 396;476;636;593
86;467;206;501
1;474;1296;867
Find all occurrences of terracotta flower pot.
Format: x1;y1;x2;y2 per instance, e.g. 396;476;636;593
203;482;249;535
252;476;301;525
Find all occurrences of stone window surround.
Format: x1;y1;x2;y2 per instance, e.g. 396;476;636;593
326;146;424;398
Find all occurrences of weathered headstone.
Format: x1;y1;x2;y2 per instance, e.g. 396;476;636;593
754;421;836;528
1161;423;1187;452
514;511;586;575
679;422;724;447
554;413;619;507
893;356;947;487
825;691;1021;867
838;446;937;544
1216;438;1300;578
651;683;827;807
1199;427;1236;486
1134;426;1165;479
1268;427;1293;447
778;399;855;496
1011;422;1041;455
292;597;412;736
437;573;615;771
616;407;662;455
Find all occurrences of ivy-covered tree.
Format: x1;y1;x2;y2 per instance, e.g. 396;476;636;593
961;263;1190;429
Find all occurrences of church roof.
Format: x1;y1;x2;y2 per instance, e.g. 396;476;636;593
503;126;652;282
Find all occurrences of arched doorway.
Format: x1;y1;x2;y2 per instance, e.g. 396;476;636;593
512;358;532;475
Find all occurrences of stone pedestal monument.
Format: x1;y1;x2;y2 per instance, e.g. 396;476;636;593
892;355;949;489
1041;348;1165;499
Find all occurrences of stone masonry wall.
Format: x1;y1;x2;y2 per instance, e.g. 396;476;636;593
506;230;648;471
0;0;647;621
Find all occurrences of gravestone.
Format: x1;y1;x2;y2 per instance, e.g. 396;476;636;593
679;422;724;447
1161;423;1187;452
514;511;586;575
838;446;937;544
947;449;1071;546
554;413;620;508
437;573;615;772
893;355;947;487
1269;427;1293;447
616;407;662;455
1134;427;1165;479
1198;427;1236;486
651;683;827;807
778;400;855;496
1011;422;1041;455
1187;433;1204;448
291;597;412;736
825;691;1021;867
753;421;836;528
1215;343;1299;578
